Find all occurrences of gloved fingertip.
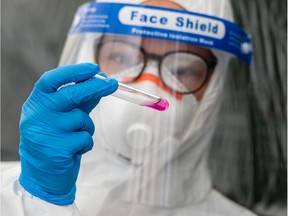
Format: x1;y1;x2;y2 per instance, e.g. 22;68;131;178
100;78;118;96
78;138;94;155
98;71;107;78
86;138;94;151
109;78;119;90
81;62;99;74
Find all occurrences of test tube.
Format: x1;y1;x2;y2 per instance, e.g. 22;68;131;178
95;74;169;112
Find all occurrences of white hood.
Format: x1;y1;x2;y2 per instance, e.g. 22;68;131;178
71;0;235;209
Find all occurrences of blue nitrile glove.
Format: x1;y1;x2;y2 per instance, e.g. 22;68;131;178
18;63;118;206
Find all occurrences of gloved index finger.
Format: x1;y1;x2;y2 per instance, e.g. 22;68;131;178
35;63;99;93
51;76;118;112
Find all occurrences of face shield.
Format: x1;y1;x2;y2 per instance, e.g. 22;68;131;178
59;0;253;208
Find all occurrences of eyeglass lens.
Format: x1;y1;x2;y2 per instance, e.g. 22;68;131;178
96;41;209;94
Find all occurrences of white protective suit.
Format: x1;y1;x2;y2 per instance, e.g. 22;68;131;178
1;0;256;215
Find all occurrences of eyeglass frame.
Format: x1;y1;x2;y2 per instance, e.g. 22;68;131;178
94;37;218;94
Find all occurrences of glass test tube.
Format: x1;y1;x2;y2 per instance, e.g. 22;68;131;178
95;74;169;112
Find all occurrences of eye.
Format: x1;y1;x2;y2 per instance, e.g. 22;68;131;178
172;67;202;78
109;53;133;66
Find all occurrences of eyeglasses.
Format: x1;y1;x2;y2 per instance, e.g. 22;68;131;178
94;40;217;94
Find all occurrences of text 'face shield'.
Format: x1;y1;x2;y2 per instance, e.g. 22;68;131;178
60;2;252;67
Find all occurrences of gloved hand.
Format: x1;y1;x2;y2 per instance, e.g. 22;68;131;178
18;63;118;206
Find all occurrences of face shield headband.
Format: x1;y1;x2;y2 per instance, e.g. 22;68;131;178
69;2;253;64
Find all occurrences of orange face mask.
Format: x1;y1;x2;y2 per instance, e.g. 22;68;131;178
133;73;183;101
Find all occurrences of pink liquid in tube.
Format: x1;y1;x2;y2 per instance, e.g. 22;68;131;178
95;74;169;112
144;98;169;111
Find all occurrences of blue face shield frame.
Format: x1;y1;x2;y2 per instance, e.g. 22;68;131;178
69;2;253;64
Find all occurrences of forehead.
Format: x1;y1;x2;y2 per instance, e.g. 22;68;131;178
101;34;216;59
141;0;185;10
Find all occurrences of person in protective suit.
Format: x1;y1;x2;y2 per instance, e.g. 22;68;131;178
1;0;256;215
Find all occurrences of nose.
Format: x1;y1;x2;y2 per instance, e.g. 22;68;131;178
134;61;183;100
135;61;165;89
